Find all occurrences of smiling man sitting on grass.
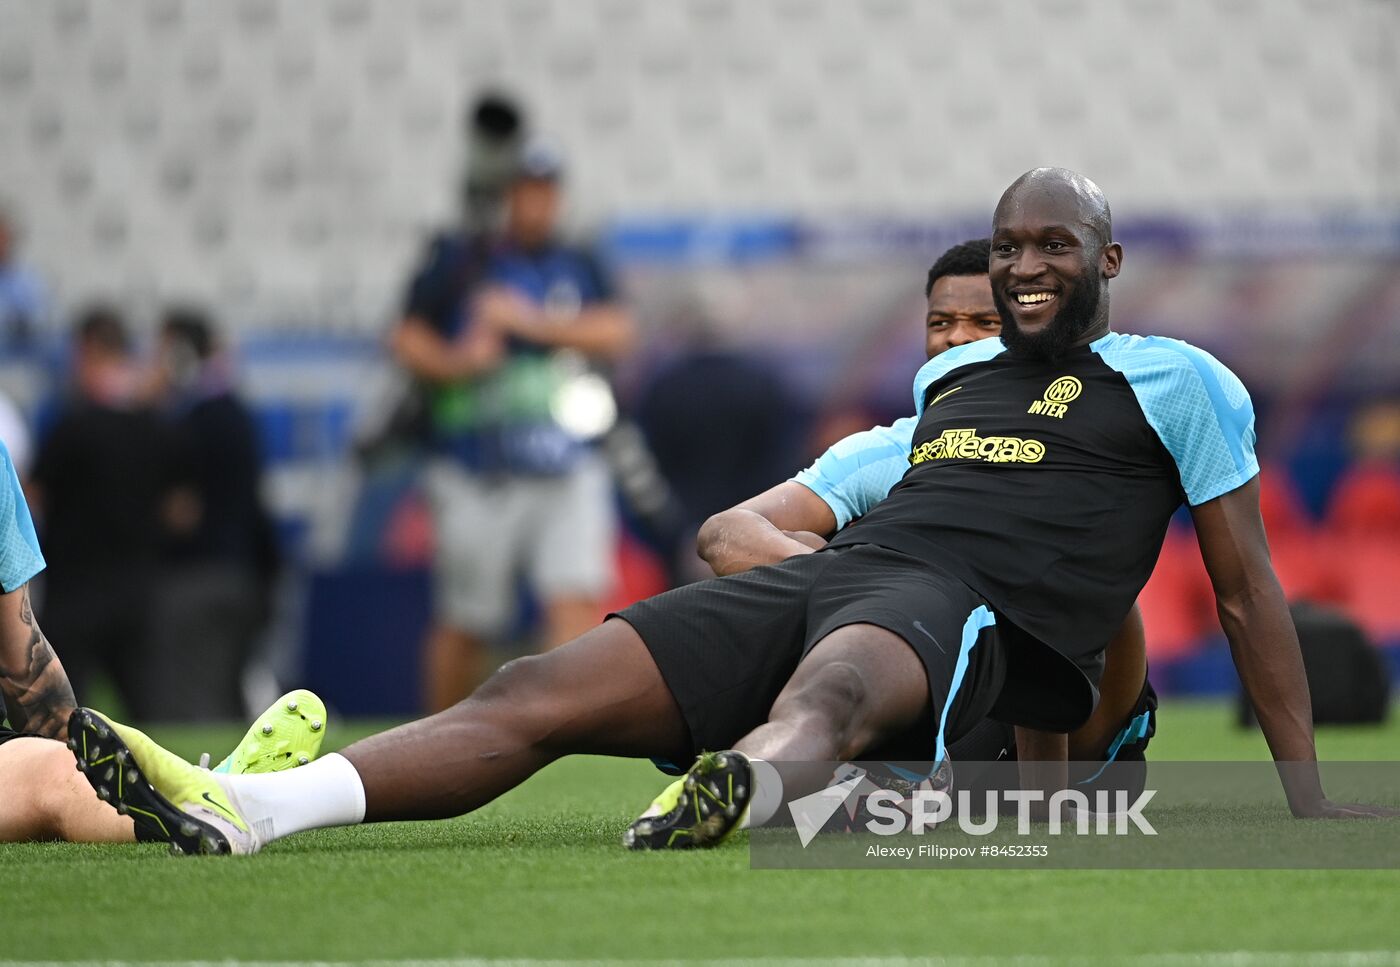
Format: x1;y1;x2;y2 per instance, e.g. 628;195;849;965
69;169;1392;857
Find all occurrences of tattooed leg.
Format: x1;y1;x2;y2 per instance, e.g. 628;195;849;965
0;585;78;741
0;736;135;842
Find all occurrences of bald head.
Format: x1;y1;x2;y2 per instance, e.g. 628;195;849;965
996;168;1112;247
988;168;1122;360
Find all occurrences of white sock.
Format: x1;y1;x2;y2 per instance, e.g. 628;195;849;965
218;752;367;843
739;757;783;830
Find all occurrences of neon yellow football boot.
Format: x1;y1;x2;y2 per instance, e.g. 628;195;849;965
623;776;689;849
69;708;260;855
209;689;327;775
623;751;752;850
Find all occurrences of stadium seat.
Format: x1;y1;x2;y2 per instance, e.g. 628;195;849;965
1136;521;1217;663
1257;464;1331;603
0;0;1390;330
1325;464;1400;645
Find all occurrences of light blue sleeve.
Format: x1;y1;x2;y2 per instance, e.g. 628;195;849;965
791;415;918;529
1092;333;1259;506
912;338;1006;415
0;438;44;593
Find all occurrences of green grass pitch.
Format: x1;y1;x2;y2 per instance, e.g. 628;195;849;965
5;699;1400;966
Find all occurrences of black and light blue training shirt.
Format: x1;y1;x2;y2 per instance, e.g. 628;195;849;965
824;332;1258;721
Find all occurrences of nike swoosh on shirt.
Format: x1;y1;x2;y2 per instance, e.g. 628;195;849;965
912;620;945;652
928;386;963;408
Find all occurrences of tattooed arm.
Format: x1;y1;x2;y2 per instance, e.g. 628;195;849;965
0;584;76;740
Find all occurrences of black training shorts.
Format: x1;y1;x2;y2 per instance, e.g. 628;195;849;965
613;543;1007;764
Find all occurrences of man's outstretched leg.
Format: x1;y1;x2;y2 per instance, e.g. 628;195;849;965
71;620;690;854
734;625;930;762
626;623;937;849
344;620;686;821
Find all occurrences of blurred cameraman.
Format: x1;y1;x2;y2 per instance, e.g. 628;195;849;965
392;134;634;712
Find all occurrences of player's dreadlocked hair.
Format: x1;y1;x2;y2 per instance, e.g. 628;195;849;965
925;238;992;297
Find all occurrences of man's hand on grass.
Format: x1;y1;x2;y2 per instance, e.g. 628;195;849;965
1291;799;1400;820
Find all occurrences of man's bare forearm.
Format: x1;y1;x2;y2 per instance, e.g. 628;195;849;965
1014;727;1068;790
390;317;500;383
1012;727;1068;820
696;481;837;576
508;305;635;358
0;586;76;740
1192;481;1391;818
1069;606;1147;760
697;509;821;576
1218;580;1325;813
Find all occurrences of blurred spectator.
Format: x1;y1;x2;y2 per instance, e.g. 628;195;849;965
1324;401;1400;647
1348;400;1400;464
635;297;800;582
142;308;280;721
29;307;174;718
391;140;634;711
0;205;46;352
0;389;32;478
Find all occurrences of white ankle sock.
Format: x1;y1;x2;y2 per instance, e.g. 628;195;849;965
739;757;783;830
219;752;367;843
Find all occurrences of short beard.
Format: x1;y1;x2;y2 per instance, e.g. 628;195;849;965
994;271;1102;362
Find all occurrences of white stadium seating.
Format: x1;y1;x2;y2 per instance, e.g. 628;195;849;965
0;0;1394;331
